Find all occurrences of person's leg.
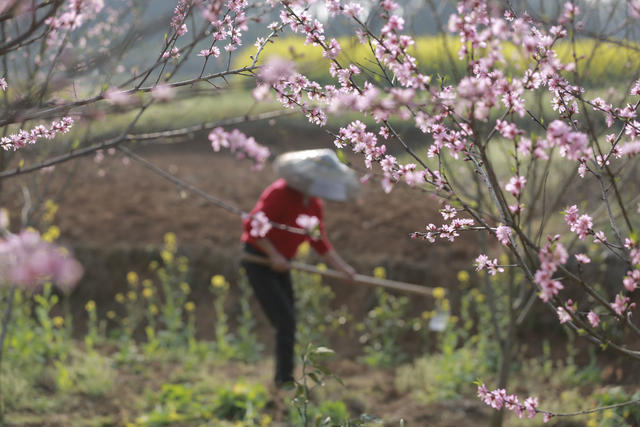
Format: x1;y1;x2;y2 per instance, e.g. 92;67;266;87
242;254;296;387
274;272;295;386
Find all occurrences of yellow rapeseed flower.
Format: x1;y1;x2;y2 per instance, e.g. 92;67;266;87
43;199;58;223
184;302;196;312
142;288;153;298
211;275;226;288
149;304;159;315
149;260;159;271
457;270;470;283
297;241;310;258
52;316;64;327
475;293;485;303
316;263;327;271
115;293;125;303
260;414;272;426
180;282;190;294
441;299;450;311
373;266;386;279
127;291;137;301
232;383;247;394
126;271;139;286
432;287;446;299
42;225;60;242
164;232;176;244
421;310;433;320
107;311;116;319
142;279;153;287
85;300;96;312
161;250;173;264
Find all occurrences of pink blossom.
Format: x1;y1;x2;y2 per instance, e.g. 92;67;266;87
0;77;6;91
249;211;272;238
343;3;363;17
587;310;600;327
594;230;607;244
477;384;489;401
208;127;270;169
496;120;521;140
475;254;504;275
252;84;271;101
440;205;457;220
104;89;135;106
151;84;175;102
557;307;571;323
543;413;553;423
259;57;297;85
505;176;527;197
0;230;83;292
611;294;633;316
495;225;512;246
323;38;341;59
564;205;579;226
524;396;538;419
622;269;640;292
296;214;320;235
574;253;590;264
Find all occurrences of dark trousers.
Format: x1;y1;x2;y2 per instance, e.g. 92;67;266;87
242;244;295;386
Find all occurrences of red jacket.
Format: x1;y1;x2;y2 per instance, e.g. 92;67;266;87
242;179;332;259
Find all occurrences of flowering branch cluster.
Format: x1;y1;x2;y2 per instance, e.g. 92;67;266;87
0;117;73;151
208;127;270;169
477;384;552;423
410;204;474;243
0;229;83;293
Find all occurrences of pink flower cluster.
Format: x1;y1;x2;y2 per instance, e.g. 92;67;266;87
0;117;73;151
45;0;105;32
556;299;576;324
208;127;270;169
248;211;271;238
505;176;526;197
534;235;568;302
542;120;590;161
411;206;474;243
563;205;594;240
0;230;83;293
611;294;635;316
474;254;504;276
478;384;552;422
587;310;600;327
495;225;512;246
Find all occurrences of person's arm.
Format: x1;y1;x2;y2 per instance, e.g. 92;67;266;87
252;238;290;272
323;249;356;280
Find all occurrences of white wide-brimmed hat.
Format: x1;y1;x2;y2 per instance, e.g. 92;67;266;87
274;149;361;202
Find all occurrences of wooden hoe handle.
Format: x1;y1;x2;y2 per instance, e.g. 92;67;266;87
241;253;437;297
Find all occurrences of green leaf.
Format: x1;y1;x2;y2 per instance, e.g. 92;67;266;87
335;149;347;165
308;372;321;385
